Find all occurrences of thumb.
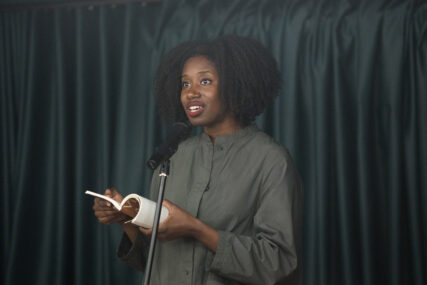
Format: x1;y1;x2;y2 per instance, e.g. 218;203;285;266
162;199;174;211
110;188;124;201
104;188;112;196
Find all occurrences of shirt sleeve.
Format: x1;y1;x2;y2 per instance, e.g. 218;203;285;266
208;152;303;285
116;171;161;272
117;231;151;272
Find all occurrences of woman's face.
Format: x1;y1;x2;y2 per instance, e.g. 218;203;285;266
180;55;239;136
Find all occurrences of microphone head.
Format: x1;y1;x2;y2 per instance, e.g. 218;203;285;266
168;121;192;143
146;121;192;170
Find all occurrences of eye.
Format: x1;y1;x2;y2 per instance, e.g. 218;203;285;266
200;78;212;85
182;81;190;88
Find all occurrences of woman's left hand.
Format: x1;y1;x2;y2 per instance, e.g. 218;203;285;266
139;200;197;241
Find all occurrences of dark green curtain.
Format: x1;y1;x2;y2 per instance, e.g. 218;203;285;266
1;0;426;284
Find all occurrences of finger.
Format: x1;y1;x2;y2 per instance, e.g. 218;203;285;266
99;199;114;208
157;233;173;241
93;203;116;211
94;197;104;205
93;202;110;210
98;216;116;224
94;214;117;222
103;189;113;206
110;188;123;202
110;215;129;224
94;198;112;208
94;210;120;218
139;227;152;235
98;213;127;224
109;188;121;198
93;208;123;217
162;199;174;210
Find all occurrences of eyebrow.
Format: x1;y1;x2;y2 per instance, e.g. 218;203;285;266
181;70;213;78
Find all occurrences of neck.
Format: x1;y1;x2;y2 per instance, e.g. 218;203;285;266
204;121;242;143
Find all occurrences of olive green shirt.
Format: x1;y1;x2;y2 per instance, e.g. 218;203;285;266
118;125;302;285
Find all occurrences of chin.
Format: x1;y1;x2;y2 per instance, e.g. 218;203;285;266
186;117;205;126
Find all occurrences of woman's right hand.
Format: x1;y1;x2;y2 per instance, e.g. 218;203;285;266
92;188;129;224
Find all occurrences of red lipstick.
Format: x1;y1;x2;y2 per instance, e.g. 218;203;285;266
185;101;205;117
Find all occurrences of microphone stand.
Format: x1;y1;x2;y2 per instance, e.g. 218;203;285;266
143;160;170;285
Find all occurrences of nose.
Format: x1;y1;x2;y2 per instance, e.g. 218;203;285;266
184;85;201;99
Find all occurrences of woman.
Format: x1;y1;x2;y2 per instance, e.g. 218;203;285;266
93;35;302;285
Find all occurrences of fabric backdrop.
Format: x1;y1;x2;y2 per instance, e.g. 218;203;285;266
1;0;426;284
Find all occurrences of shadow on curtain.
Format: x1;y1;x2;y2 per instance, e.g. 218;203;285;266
1;0;426;284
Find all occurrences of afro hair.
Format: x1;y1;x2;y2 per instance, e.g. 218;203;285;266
155;35;281;127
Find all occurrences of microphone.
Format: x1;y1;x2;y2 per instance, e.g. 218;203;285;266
146;121;192;170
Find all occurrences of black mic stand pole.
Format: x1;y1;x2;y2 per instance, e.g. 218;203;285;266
143;160;170;285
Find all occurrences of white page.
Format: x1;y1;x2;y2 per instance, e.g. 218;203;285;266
85;190;121;209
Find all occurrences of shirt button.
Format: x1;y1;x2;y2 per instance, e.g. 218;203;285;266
185;270;190;276
216;146;223;151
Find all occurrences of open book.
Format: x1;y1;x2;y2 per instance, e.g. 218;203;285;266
85;190;169;228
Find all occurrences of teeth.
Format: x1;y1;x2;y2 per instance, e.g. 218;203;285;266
189;106;201;111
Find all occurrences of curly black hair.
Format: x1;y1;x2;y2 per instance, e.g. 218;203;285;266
155;35;281;126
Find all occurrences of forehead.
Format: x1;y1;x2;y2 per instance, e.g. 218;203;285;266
182;55;217;75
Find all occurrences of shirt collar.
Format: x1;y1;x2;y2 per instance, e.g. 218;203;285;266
200;124;259;148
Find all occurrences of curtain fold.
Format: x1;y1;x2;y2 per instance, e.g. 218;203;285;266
1;0;426;284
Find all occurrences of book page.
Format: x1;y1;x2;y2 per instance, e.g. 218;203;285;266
85;190;169;228
121;198;140;218
85;190;121;209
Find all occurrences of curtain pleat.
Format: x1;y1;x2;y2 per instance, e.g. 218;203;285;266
1;1;426;284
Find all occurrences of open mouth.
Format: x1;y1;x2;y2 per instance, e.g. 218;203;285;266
186;103;205;117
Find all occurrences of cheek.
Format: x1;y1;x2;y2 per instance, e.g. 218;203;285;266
212;92;224;114
213;99;222;113
180;91;185;106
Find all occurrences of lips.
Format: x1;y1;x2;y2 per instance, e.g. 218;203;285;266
185;101;205;117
